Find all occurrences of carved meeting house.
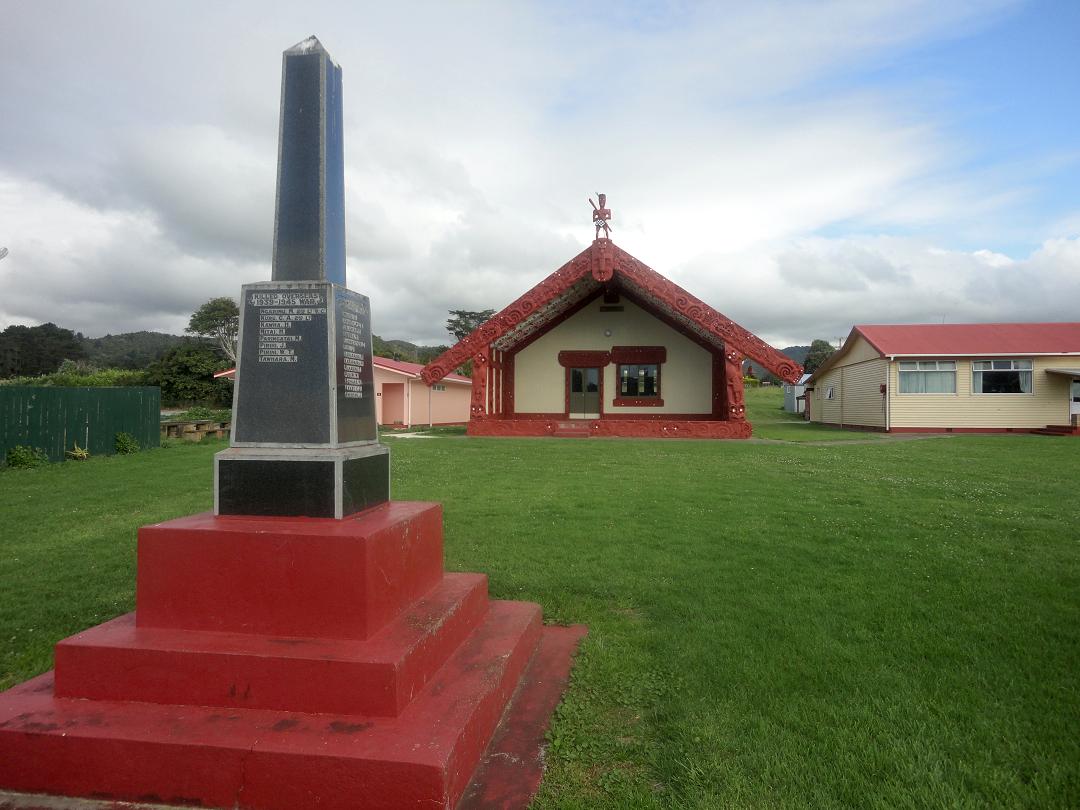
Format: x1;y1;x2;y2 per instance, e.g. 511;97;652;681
421;235;802;439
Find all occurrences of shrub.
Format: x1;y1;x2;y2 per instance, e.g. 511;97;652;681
0;367;150;388
171;406;231;422
114;432;141;455
5;445;49;469
65;441;90;461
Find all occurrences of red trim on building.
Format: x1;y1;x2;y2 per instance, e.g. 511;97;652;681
886;426;1038;434
468;418;751;439
421;239;801;386
612;397;665;407
557;350;612;368
610;346;666;364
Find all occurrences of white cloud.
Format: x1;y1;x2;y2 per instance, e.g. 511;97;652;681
678;235;1080;348
3;0;1073;357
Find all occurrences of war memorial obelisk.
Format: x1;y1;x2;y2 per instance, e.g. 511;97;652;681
0;36;585;810
215;36;388;519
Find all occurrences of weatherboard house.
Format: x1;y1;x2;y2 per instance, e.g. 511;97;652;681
420;230;802;438
806;323;1080;434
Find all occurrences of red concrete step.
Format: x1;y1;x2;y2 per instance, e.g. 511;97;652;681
1033;424;1080;436
0;600;543;810
55;573;489;717
137;503;445;640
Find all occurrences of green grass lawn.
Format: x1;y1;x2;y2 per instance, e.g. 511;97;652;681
2;401;1078;808
745;386;885;442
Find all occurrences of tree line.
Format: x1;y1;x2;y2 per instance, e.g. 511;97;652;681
1;301;837;406
0;302;493;406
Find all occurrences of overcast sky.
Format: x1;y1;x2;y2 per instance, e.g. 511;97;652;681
1;0;1078;349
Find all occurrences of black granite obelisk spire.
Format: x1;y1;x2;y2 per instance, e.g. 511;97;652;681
272;36;346;287
214;36;389;519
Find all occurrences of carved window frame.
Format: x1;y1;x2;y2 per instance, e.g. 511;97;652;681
614;363;663;407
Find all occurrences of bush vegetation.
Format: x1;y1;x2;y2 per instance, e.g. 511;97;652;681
113;432;141;455
3;445;49;469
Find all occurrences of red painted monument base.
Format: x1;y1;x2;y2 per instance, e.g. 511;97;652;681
0;503;583;810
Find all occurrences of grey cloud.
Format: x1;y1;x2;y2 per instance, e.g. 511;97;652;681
0;0;1062;350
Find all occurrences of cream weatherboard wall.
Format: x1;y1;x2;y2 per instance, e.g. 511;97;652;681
888;356;1072;429
809;332;1077;430
810;361;888;427
808;334;887;428
513;298;713;415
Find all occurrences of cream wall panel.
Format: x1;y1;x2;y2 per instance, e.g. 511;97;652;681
840;359;888;427
835;335;881;366
812;368;843;424
513;298;713;415
888;356;1073;428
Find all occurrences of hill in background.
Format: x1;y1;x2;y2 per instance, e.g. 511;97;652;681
81;331;187;369
748;346;809;382
73;331;802;378
372;336;450;365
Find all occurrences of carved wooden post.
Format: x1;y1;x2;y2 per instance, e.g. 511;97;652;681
470;346;489;420
724;349;746;421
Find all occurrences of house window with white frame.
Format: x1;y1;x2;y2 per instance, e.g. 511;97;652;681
898;360;956;393
431;384;446;392
972;359;1032;394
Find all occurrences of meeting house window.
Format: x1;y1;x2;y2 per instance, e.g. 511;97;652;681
972;359;1032;394
618;364;659;397
898;360;956;393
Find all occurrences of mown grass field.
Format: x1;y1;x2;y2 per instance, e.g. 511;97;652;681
2;389;1078;808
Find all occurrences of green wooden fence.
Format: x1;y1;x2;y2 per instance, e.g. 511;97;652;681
0;387;160;462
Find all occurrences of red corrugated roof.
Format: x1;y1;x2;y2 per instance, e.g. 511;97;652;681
856;323;1080;356
374;356;471;383
213;356;471;384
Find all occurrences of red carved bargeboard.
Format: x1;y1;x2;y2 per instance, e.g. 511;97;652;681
421;239;803;387
468;419;752;439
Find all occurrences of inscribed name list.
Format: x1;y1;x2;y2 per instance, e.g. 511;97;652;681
339;294;366;400
254;291;327;364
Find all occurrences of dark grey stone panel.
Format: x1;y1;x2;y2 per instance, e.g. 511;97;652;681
233;283;332;445
342;452;390;516
334;287;377;442
217;458;336;518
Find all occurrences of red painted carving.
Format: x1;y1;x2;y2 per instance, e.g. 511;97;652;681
470;348;489;420
610;346;667;365
613;247;802;383
590;193;612;239
421;247;593;385
557;350;611;368
422;238;803;387
712;351;724;418
724;349;746;421
501;353;515;417
591;237;614;282
612;397;665;407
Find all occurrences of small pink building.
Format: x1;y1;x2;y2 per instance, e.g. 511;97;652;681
373;356;471;428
